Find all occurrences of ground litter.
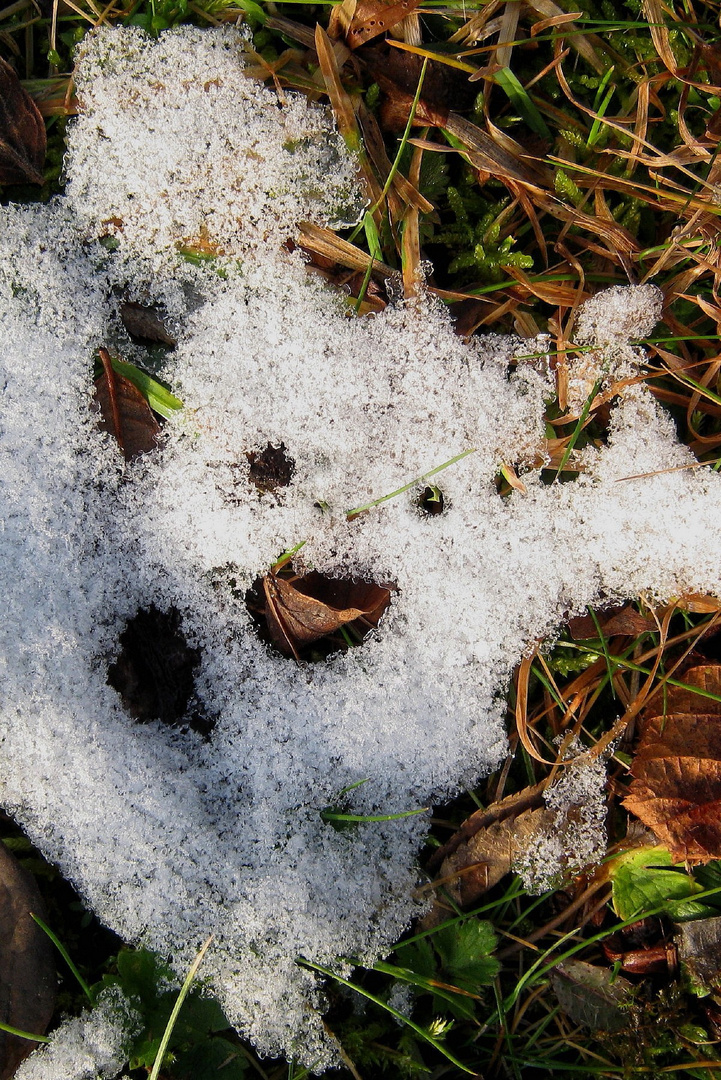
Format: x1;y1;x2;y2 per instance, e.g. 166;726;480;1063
3;24;721;1075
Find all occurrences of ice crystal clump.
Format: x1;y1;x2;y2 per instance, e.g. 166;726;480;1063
2;24;721;1072
515;745;609;893
13;988;140;1080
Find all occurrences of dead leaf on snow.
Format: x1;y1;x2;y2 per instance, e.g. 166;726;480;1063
260;569;393;661
94;347;161;462
434;804;554;910
0;841;56;1080
119;302;177;348
0;57;46;186
623;663;721;863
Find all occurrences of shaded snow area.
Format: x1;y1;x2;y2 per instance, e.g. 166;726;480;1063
2;24;721;1072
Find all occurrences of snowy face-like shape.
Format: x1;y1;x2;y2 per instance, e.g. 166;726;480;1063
3;26;721;1072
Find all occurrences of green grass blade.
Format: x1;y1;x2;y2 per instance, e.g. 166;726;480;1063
0;1021;50;1044
30;913;95;1005
554;378;601;479
297;958;476;1074
347;447;476;516
320;806;429;823
493;67;550;138
109;357;183;419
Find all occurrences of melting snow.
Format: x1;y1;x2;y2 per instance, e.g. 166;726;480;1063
2;24;721;1070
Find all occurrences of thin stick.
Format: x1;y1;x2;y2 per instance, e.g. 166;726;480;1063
149;935;214;1080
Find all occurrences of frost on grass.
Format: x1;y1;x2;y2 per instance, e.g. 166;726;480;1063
13;988;140;1080
2;24;721;1071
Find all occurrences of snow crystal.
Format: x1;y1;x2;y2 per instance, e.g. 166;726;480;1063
574;283;664;345
2;23;721;1072
514;745;608;893
13;989;140;1080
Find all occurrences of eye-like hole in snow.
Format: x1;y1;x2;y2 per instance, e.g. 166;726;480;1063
417;484;445;516
107;606;212;736
246;441;295;493
244;566;395;662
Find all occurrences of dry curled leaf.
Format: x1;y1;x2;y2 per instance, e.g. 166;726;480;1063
260;569;393;661
347;0;422;49
568;603;657;640
623;663;721;863
0;57;46;186
94;347;161;461
0;841;56;1080
119;302;177;347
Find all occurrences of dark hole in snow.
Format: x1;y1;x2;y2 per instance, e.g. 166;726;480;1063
244;566;394;662
107;606;212;736
246;441;295;492
417;484;445;515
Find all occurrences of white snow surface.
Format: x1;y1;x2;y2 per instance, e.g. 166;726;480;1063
2;24;721;1070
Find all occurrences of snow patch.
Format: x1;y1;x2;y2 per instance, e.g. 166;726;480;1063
1;24;720;1071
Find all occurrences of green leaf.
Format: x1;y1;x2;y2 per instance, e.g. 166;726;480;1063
610;847;717;921
109;357;183;419
432;919;500;992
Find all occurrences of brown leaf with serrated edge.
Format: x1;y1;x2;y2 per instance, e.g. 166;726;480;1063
94;347;161;462
262;569;392;661
0;57;46;186
0;841;56;1080
347;0;422;49
623;663;721;863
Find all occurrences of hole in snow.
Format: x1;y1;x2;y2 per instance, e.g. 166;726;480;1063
107;606;211;736
246;441;295;493
417;484;445;516
244;566;394;662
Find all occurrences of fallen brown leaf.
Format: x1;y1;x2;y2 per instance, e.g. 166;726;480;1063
434;804;554;910
0;841;56;1080
0;57;46;186
550;959;634;1033
347;0;422;49
568;603;657;641
261;568;393;661
120;302;177;348
623;663;721;863
94;348;161;462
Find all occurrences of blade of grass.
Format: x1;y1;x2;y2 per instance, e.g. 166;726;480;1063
0;1021;50;1044
30;913;95;1005
347;447;476;516
349;57;428;244
108;357;183;419
297;958;476;1074
493;67;550;138
554;378;601;479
